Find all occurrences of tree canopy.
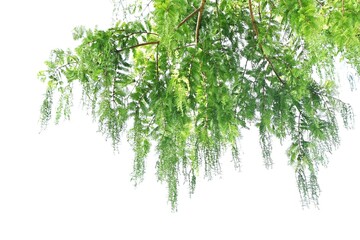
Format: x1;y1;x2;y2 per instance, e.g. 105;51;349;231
38;0;359;210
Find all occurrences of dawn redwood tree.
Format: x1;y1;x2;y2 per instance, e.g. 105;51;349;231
38;0;359;210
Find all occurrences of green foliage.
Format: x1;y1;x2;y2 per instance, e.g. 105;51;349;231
39;0;359;210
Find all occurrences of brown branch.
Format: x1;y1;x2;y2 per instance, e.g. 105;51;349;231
264;55;285;84
248;0;285;85
123;31;159;38
109;28;159;37
248;0;259;37
176;0;207;44
118;41;160;52
177;7;200;29
128;41;160;49
156;45;159;80
195;0;207;44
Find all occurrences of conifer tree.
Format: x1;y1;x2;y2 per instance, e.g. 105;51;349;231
38;0;359;210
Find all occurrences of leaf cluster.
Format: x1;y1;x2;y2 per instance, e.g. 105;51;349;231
39;0;359;210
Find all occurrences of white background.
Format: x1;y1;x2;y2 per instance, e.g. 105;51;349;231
0;1;360;239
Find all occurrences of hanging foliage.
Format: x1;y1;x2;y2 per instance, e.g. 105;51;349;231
38;0;359;210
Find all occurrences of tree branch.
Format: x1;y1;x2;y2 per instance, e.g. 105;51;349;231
118;41;160;52
264;55;285;84
248;0;259;37
175;43;197;51
156;45;159;80
176;0;207;44
248;0;285;85
195;0;207;44
177;8;200;29
123;31;160;38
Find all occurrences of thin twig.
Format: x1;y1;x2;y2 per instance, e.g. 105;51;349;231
297;0;303;8
54;62;76;73
110;28;159;37
123;31;160;38
258;2;262;22
248;0;285;85
175;43;197;51
156;45;159;80
139;0;154;19
118;41;160;52
264;55;285;84
242;59;248;78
